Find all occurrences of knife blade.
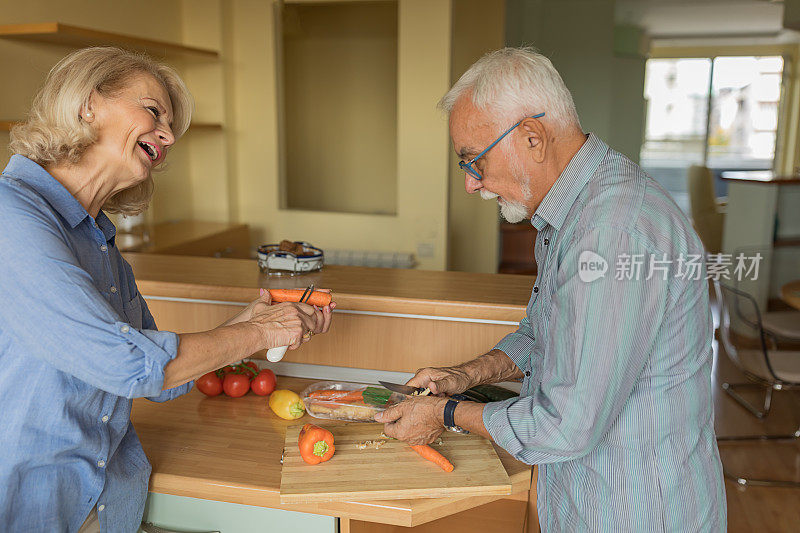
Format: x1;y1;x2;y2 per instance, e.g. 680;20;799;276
378;380;479;402
378;380;422;396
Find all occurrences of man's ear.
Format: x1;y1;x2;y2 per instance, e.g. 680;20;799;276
519;116;547;164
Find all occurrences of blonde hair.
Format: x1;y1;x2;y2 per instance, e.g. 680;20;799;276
10;46;194;215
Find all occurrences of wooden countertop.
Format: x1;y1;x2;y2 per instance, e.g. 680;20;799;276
720;170;800;185
126;253;534;322
132;377;532;526
117;220;249;254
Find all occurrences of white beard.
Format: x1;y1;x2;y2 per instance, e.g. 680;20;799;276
480;189;529;223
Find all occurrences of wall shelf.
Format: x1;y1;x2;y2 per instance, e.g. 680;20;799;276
188;122;223;130
0;22;219;58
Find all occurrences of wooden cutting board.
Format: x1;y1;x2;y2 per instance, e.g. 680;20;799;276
279;421;511;503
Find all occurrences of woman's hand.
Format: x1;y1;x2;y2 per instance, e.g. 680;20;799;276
222;290;273;327
247;298;334;351
406;366;474;396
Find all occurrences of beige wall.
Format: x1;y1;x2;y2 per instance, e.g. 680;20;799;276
0;0;194;225
447;0;505;273
282;1;398;215
1;0;509;273
221;0;452;270
505;0;647;163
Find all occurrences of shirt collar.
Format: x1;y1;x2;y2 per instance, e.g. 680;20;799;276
530;133;608;231
2;154;116;242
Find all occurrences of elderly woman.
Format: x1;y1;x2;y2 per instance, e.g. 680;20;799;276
0;47;333;532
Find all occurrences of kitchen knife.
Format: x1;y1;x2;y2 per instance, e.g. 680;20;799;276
378;381;475;402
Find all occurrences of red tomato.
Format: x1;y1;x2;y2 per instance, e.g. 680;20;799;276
196;372;223;397
220;365;236;375
242;361;259;377
251;369;277;396
223;373;250;397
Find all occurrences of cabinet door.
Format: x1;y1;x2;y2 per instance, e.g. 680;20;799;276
140;492;337;533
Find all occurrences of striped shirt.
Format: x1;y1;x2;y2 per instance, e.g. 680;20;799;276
482;135;726;531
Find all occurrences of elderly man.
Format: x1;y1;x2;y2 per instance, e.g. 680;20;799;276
375;47;726;531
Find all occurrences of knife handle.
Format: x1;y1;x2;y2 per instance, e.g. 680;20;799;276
450;393;472;402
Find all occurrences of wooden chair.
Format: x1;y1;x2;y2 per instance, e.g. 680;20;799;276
688;165;726;253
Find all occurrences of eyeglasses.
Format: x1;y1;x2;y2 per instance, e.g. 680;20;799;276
458;112;545;181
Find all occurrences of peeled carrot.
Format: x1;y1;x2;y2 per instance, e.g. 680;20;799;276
308;389;365;402
410;444;454;472
268;289;332;307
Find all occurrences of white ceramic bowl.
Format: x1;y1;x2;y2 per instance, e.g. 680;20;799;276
257;242;324;276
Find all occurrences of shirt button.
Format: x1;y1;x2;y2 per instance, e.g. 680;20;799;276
101;415;109;423
98;504;105;512
533;286;539;293
525;371;531;377
544;238;550;246
97;459;105;468
120;325;130;333
100;244;107;252
110;286;117;293
93;222;99;229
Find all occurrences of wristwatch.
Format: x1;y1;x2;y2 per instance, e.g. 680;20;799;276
443;399;469;434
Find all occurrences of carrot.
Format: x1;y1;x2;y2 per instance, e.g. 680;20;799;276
268;289;332;307
410;444;454;472
308;389;365;402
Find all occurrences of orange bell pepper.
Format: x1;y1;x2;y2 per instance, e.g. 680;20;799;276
298;424;335;465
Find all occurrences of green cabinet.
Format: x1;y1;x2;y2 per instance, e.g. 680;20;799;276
139;493;337;533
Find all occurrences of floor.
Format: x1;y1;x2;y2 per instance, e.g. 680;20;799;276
712;297;800;532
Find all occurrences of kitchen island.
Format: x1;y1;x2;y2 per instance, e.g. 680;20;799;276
127;253;537;532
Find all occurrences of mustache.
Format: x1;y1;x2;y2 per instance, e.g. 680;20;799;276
480;190;499;200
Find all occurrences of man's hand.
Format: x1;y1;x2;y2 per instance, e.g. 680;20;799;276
406;366;474;396
375;396;448;445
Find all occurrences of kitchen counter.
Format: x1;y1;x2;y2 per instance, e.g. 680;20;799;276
118;220;251;258
126;253;534;322
127;254;538;529
126;254;535;374
132;376;532;527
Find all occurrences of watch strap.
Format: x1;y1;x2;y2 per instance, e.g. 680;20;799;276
444;399;459;428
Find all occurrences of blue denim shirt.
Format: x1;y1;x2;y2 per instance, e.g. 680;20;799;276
0;155;191;532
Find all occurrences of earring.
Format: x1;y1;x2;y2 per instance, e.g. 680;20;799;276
85;112;93;118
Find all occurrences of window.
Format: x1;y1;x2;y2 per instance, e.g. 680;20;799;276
640;55;784;213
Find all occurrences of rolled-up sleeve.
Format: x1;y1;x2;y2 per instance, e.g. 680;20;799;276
483;227;670;464
494;314;535;371
138;292;193;402
0;191;180;399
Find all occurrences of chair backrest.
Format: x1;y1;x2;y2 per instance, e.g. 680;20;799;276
714;280;780;382
687;165;724;252
688;165;717;219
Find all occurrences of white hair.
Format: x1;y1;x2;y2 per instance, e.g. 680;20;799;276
439;47;581;133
